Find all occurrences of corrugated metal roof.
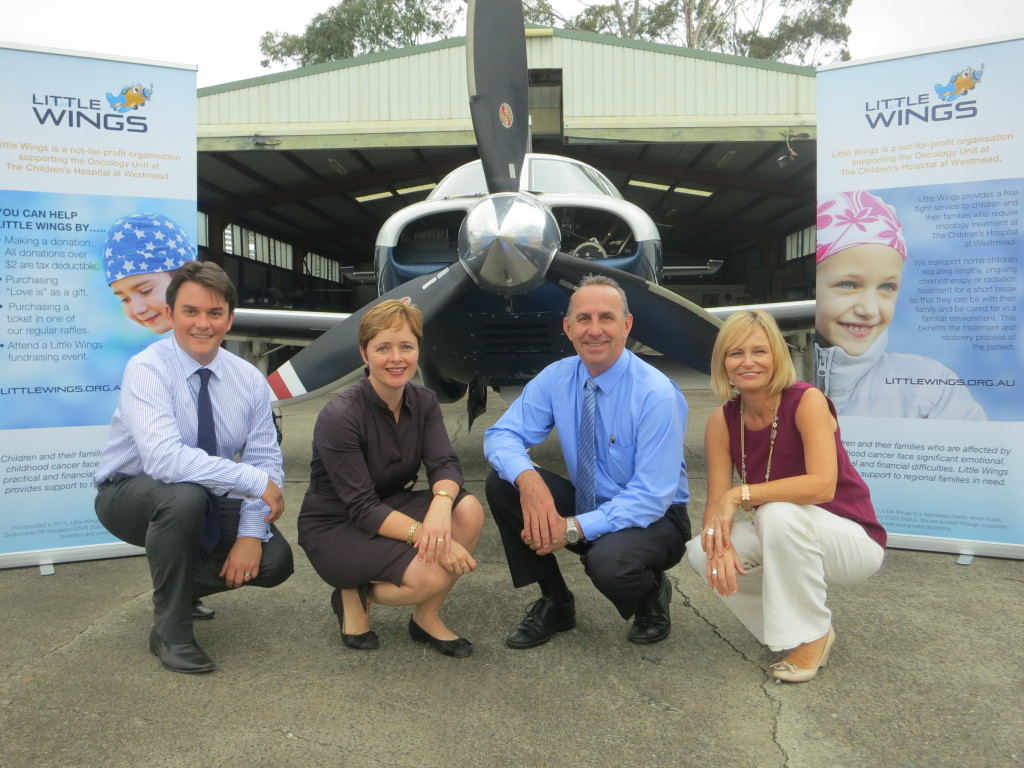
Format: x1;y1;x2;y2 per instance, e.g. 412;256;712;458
198;28;815;148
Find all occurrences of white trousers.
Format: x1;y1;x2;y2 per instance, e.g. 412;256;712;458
686;502;884;651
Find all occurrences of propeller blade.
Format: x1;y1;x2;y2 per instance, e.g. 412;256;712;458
547;252;723;374
267;265;474;404
466;0;529;194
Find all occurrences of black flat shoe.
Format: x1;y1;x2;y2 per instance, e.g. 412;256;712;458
408;617;473;658
628;573;672;645
191;600;215;620
505;594;576;649
330;588;379;651
149;628;215;674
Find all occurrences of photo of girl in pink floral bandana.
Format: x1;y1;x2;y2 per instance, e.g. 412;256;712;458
814;190;986;420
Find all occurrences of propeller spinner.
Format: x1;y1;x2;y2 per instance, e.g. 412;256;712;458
459;192;559;297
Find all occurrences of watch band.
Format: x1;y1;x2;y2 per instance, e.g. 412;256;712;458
564;516;581;544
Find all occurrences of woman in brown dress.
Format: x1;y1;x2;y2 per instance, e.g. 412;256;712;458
298;300;483;657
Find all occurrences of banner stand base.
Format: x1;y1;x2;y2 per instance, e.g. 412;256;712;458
1;542;144;571
956;554;975;566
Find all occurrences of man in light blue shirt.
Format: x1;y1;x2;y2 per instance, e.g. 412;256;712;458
94;261;293;674
485;275;690;648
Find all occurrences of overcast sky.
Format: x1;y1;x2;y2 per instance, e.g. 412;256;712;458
3;0;1024;87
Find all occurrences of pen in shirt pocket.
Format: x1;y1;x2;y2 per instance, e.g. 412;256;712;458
609;434;615;445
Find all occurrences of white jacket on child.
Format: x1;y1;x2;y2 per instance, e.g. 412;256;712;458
814;332;987;420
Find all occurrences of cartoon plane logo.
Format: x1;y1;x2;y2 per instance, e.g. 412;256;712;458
106;83;154;113
934;65;984;102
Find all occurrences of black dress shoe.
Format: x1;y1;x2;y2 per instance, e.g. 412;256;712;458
191;601;215;620
628;573;672;645
148;628;215;674
330;588;379;650
505;594;576;649
408;618;473;658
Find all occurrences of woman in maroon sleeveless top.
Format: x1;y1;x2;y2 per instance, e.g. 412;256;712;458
686;310;886;682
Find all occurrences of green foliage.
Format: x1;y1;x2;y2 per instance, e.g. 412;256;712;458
568;0;686;43
523;0;851;66
260;0;461;69
735;0;851;65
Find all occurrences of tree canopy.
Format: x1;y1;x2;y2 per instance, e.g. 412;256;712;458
259;0;850;71
260;0;461;69
522;0;852;66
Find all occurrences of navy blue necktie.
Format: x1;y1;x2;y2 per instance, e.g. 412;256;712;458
575;378;598;516
196;368;221;551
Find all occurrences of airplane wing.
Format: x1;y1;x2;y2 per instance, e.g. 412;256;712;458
706;299;815;330
229;308;349;344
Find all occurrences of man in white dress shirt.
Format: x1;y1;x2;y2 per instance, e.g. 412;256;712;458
94;261;293;674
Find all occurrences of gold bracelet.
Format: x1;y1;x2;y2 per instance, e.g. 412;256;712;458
740;484;752;512
405;521;420;546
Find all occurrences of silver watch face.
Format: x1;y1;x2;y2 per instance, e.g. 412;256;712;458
564;520;580;544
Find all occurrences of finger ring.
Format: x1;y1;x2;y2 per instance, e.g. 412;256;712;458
705;528;715;536
436;537;445;543
244;572;251;578
711;569;718;575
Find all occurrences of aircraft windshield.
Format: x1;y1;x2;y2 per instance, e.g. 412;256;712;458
429;157;623;199
431;164;488;198
527;158;621;198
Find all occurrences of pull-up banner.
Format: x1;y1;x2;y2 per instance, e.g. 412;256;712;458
817;36;1023;558
0;43;196;568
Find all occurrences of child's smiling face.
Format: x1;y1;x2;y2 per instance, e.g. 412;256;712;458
815;243;904;356
111;271;174;334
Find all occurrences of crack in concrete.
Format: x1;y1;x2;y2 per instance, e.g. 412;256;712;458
672;575;789;765
2;588;152;686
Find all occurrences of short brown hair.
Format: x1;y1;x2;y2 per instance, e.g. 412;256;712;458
567;274;630;318
709;309;796;399
358;299;424;349
166;261;237;313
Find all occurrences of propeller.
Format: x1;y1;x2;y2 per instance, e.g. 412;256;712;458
267;266;473;402
466;0;529;193
546;252;722;374
265;0;530;403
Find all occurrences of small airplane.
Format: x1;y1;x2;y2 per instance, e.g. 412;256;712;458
244;0;811;421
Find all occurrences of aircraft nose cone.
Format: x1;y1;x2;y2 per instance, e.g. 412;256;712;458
459;192;559;296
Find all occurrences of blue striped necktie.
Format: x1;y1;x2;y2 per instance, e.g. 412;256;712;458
196;368;221;551
575;377;598;516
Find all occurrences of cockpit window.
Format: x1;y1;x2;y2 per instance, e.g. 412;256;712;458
527;158;622;198
429;156;623;200
430;164;488;199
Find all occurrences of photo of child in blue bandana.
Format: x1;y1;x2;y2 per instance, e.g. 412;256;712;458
103;212;197;334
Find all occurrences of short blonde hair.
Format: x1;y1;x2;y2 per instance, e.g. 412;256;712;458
709;309;796;399
358;299;424;350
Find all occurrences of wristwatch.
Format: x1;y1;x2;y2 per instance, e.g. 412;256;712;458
434;489;453;500
564;516;581;545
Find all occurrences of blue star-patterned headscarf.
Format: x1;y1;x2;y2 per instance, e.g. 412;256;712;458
103;213;197;285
